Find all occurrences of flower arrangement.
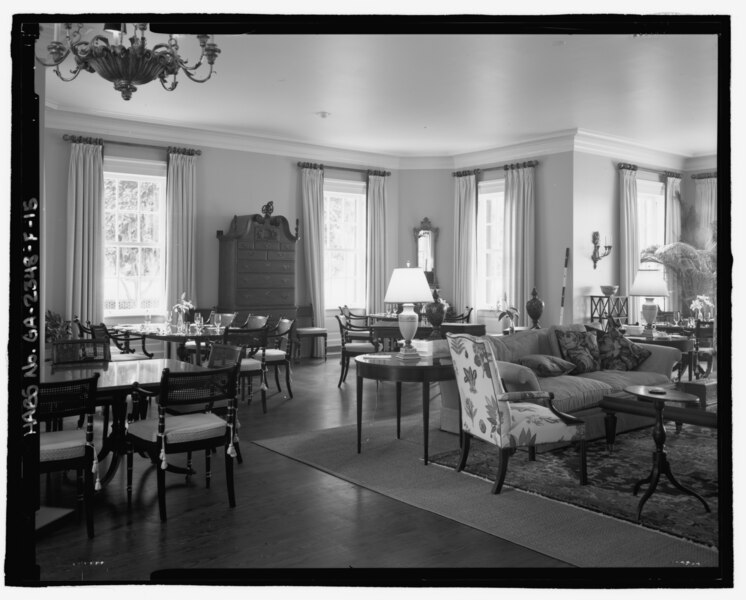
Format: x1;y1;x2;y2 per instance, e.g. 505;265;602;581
172;292;194;315
689;295;714;318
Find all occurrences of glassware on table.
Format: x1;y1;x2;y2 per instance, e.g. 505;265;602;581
194;312;203;333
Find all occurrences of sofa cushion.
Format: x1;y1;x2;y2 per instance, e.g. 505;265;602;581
596;328;652;371
555;330;601;374
535;374;613;413
516;354;576;377
577;369;671;390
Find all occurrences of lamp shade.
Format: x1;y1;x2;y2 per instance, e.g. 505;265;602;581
384;268;434;304
629;269;669;297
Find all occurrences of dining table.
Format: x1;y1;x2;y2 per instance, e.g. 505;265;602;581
114;324;225;365
41;358;207;486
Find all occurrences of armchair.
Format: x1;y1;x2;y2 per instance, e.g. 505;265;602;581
334;315;380;387
446;333;587;494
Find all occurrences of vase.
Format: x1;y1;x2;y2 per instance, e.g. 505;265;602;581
424;301;446;339
525;287;544;329
176;312;186;334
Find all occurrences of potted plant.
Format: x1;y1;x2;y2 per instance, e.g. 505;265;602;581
497;302;520;335
44;310;72;362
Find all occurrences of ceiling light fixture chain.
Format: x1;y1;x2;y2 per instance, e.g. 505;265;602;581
35;22;221;101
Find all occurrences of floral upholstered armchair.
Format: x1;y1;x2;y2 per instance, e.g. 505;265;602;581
446;333;588;494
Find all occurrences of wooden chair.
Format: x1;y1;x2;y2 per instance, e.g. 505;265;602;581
335;315;380;387
37;373;100;538
339;306;374;341
264;317;295;398
446;333;587;494
448;307;473;323
52;338;111;364
183;308;217;363
293;305;328;363
223;325;271;413
75;318;153;359
692;319;715;379
126;365;239;522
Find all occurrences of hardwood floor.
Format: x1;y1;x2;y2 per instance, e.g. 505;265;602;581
33;354;572;583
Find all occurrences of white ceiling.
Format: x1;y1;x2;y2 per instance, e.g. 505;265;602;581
40;26;719;159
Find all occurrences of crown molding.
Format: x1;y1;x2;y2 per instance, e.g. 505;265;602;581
45;109;403;170
451;130;577;169
573;129;689;170
683;154;718;172
45;108;716;174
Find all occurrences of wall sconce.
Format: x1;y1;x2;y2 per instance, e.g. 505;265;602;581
591;231;612;269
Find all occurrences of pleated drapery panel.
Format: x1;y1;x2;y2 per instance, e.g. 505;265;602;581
695;176;717;248
165;152;197;312
502;164;536;327
301;167;326;356
66;142;104;325
366;174;388;314
619;166;640;321
452;173;477;318
665;175;683;312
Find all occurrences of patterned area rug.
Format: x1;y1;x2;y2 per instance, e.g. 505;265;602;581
429;423;719;548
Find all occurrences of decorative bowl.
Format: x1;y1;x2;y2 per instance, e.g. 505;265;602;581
600;285;619;297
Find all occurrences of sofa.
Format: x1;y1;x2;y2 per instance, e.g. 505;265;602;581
439;324;681;441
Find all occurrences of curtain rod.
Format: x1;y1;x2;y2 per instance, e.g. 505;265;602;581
296;162;391;176
617;162;681;178
452;160;540;177
691;172;717;179
63;134;202;156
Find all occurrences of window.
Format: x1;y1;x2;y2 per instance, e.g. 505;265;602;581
323;178;367;309
103;158;167;317
636;178;667;306
476;179;506;309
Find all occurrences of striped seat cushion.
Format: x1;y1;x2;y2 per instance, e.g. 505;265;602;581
40;429;88;462
240;358;263;372
127;413;227;445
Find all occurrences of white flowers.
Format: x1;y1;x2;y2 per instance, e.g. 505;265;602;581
689;295;713;312
172;292;194;314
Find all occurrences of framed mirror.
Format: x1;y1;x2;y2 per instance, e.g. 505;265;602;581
413;217;438;274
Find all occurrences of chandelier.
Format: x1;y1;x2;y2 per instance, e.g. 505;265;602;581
35;23;221;101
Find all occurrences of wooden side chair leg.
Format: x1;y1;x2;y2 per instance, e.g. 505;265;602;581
84;459;94;538
225;446;236;508
126;440;134;504
285;363;293;398
274;365;282;392
491;448;512;494
456;434;471;472
205;449;211;489
157;463;167;522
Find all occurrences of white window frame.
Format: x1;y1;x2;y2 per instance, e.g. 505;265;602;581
476;178;506;310
103;157;167;318
636;178;667;308
323;178;367;311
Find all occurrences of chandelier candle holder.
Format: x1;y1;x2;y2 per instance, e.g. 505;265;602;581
384;267;436;361
36;23;221;100
591;231;612;269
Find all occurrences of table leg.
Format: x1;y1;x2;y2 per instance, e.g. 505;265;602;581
194;340;203;366
633;399;710;521
422;382;430;465
357;374;363;454
99;396;128;486
396;381;402;439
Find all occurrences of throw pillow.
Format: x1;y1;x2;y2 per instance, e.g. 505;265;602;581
516;354;576;377
597;327;652;371
554;330;601;374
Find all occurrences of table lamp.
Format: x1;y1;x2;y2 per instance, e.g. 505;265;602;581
629;269;669;337
384;266;435;361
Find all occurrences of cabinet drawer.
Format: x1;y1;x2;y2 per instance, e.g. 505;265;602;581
236;288;295;306
237;273;294;288
237;260;295;274
237;249;267;261
267;250;295;261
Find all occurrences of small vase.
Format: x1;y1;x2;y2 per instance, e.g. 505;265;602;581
177;312;186;334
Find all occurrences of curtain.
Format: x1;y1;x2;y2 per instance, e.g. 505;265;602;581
665;175;682;312
503;163;536;327
301;166;326;356
165;152;197;312
695;176;717;249
619;166;639;321
366;173;388;314
452;173;477;319
66;141;104;325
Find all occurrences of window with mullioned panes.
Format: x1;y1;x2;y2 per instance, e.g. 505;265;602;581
323;178;367;310
476;178;506;309
103;158;167;317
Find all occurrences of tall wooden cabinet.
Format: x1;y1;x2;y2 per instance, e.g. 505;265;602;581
217;203;300;323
